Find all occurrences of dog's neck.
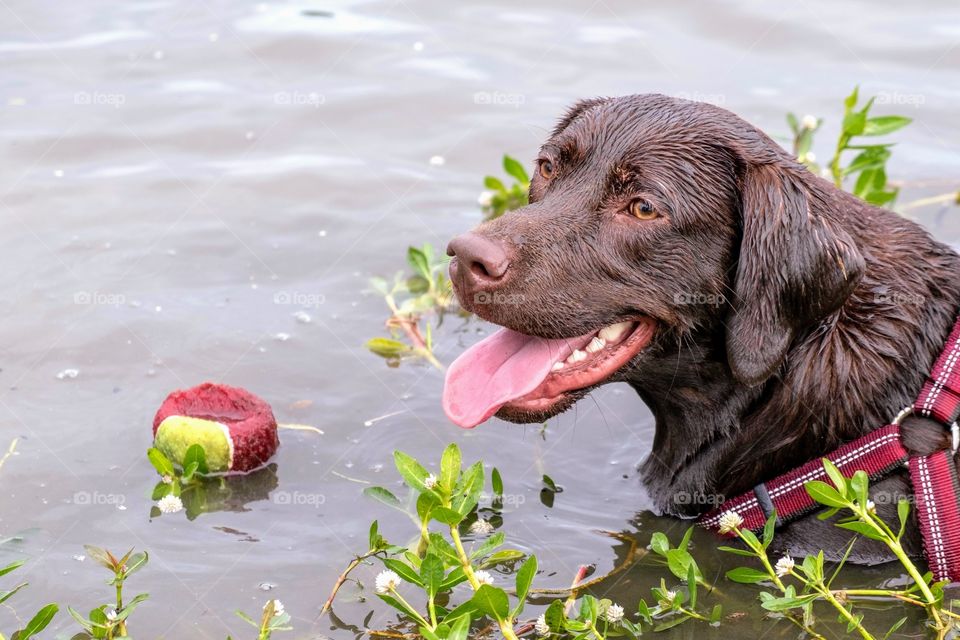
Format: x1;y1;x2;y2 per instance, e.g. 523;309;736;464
634;212;960;518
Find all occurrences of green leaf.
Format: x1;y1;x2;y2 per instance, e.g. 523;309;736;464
805;480;849;508
479;549;525;567
12;603;58;640
393;450;431;492
471;584;509;619
0;583;28;605
679;525;694;551
484;176;506;192
762;511;777;549
897;498;910;540
382;559;423;587
761;594;818;612
363;486;402;509
0;560;25;578
822;458;847;493
491;468;503;495
502;155;529;185
447;613;471;640
544;600;565;631
147;447;175;477
725;567;770;584
850;470;870;507
420;554;444;598
863;115;911;136
717;545;756;557
84;546;115;570
183;444;208;475
665;549;700;582
470;532;505;559
842;111;867;136
366;337;412;358
883;616;908;640
67;606;94;633
514;555;537;610
378;593;423;621
650;532;669;556
844;86;860;112
687;562;698;608
440;443;461;492
431;506;464;526
541;474;559;492
836;521;886;541
406;246;431;280
428;533;460;566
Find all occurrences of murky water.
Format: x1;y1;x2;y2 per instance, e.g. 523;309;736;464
2;1;959;637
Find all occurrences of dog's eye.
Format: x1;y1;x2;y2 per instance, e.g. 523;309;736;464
538;159;554;180
629;199;658;220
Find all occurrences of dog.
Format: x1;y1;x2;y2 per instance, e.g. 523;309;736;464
441;94;960;561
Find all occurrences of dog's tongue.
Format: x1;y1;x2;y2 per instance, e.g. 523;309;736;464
443;328;584;429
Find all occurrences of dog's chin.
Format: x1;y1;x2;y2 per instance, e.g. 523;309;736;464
494;389;590;424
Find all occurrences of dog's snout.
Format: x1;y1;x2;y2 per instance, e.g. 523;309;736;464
447;233;511;283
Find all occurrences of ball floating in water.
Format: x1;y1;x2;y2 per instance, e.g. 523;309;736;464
152;383;279;473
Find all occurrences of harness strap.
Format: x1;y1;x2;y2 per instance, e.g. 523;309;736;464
700;424;909;536
915;318;960;424
910;450;960;581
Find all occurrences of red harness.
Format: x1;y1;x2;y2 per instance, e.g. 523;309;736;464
700;317;960;582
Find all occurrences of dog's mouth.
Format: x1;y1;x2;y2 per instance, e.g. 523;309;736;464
442;317;657;428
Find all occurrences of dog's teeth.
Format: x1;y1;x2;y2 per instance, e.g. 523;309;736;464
552;361;564;371
586;337;606;353
598;321;634;344
567;349;587;363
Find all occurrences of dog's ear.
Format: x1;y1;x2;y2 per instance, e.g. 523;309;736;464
726;162;864;385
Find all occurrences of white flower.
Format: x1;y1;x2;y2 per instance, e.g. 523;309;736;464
474;570;495;586
659;590;678;607
717;510;743;534
265;599;284;616
469;519;495;535
801;114;818;129
375;570;400;594
424;474;438;489
477;191;494;207
534;613;550;636
105;609;118;621
161;474;173;484
605;603;625;624
775;556;795;577
156;494;183;514
866;500;877;514
804;151;816;162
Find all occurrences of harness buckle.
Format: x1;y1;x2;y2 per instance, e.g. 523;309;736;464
892;405;960;456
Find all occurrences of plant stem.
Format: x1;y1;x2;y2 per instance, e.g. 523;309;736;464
388;588;431;629
449;526;520;640
320;549;382;618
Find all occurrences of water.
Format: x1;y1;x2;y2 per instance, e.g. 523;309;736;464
1;0;958;637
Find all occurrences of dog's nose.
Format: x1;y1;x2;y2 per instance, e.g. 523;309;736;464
446;232;510;282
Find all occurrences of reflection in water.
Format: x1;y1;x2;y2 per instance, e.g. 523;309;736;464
149;464;279;521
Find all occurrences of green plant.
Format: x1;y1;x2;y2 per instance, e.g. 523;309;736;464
366;243;454;369
147;444;209;517
328;444;723;639
68;546;149;639
720;459;960;639
479;155;530;220
790;87;912;207
233;599;291;640
0;559;58;640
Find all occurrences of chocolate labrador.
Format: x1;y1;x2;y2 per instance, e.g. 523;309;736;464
442;94;960;561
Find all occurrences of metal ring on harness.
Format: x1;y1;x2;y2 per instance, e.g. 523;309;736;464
892;405;960;455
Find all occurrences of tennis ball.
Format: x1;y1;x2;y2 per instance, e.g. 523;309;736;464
152;382;279;473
